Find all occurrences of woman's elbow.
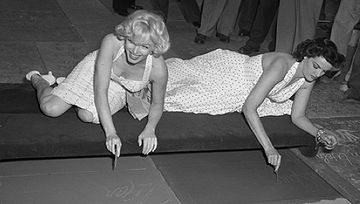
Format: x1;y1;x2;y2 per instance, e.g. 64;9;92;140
242;103;252;116
291;113;304;125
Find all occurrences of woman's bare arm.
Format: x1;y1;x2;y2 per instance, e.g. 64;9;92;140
94;34;120;155
147;57;168;131
291;82;337;149
291;82;318;135
138;56;168;154
242;56;288;171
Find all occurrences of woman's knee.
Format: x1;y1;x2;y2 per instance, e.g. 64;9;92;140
40;101;66;117
77;109;94;123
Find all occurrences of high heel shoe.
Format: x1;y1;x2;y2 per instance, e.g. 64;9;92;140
26;71;56;86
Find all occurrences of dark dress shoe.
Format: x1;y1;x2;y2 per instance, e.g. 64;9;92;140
115;9;129;16
194;33;207;44
216;33;230;43
129;4;143;10
192;21;201;28
238;30;250;37
238;45;259;56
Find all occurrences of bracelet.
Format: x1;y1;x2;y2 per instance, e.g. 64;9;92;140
316;128;325;143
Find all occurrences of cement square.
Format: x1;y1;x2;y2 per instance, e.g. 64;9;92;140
0;157;180;204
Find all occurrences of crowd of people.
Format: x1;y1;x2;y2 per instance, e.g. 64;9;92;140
26;0;358;171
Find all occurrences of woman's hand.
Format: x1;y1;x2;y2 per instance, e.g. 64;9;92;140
317;129;337;150
265;147;281;172
106;133;122;157
138;128;158;155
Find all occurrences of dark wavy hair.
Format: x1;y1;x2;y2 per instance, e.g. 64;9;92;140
292;38;345;69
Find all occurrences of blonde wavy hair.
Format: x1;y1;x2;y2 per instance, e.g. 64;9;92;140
114;10;170;57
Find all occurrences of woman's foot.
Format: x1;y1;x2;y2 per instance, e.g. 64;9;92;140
26;71;56;86
56;77;66;84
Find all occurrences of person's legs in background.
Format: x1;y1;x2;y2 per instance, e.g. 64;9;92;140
112;0;143;16
238;0;279;55
150;0;169;22
330;0;360;56
113;0;130;16
194;0;227;44
237;0;259;37
339;26;360;92
328;0;360;87
344;42;360;102
216;0;242;43
179;0;202;28
267;11;278;52
317;0;341;36
129;0;143;10
276;0;323;53
294;0;323;48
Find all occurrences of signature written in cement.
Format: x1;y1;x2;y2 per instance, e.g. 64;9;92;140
317;151;359;166
102;181;173;203
105;181;154;201
335;129;359;144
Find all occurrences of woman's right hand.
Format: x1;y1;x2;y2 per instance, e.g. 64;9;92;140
106;133;122;157
265;147;281;172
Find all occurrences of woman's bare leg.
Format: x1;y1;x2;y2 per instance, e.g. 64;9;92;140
30;74;72;117
76;108;94;123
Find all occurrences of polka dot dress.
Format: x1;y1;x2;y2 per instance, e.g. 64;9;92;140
164;49;305;117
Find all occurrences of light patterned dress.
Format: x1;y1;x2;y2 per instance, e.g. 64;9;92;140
52;42;153;123
164;49;305;117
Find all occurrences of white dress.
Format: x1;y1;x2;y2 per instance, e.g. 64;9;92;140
51;42;153;123
164;49;305;117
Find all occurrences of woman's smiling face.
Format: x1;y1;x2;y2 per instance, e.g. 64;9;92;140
303;56;333;82
124;34;154;65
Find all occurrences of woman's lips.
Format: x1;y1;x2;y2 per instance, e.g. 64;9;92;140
129;52;140;60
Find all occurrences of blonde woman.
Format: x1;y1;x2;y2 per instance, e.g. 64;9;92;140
26;10;170;158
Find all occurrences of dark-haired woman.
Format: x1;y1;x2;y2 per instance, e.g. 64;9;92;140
164;38;345;171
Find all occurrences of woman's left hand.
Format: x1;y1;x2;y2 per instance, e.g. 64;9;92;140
138;128;158;155
318;129;338;150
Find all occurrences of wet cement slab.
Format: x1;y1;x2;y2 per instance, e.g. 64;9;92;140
0;157;180;204
312;117;360;191
151;150;343;204
296;116;360;203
